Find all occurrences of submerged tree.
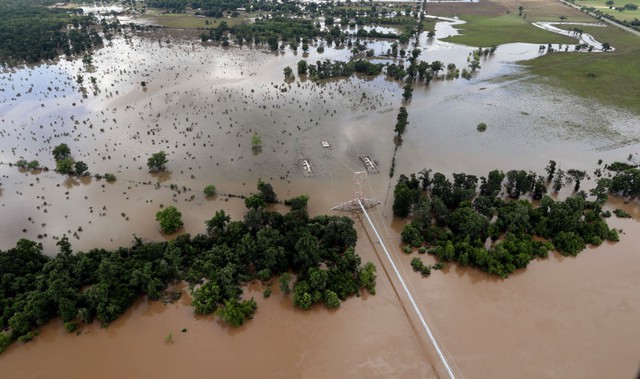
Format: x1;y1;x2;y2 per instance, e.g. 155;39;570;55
155;206;183;233
147;151;168;173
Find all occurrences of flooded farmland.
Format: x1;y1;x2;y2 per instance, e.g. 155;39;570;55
1;20;640;379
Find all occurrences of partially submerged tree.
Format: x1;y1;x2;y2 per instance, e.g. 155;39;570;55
155;206;183;234
147;151;168;173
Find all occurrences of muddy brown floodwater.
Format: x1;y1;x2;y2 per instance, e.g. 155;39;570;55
1;21;640;378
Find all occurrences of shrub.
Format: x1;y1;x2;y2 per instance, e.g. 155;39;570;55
217;298;257;327
477;122;487;132
104;173;116;182
64;321;78;333
0;333;11;354
613;209;631;218
263;287;272;298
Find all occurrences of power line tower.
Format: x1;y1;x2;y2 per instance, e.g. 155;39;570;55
331;171;380;212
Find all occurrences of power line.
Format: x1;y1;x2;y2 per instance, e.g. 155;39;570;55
357;198;456;379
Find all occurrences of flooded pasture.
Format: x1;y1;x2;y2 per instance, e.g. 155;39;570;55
1;20;639;379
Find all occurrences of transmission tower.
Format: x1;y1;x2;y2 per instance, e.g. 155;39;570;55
331;171;380;212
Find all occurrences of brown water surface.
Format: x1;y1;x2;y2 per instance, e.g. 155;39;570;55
1;23;639;379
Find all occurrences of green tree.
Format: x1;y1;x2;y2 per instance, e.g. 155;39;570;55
192;281;222;315
244;194;266;210
279;272;291;294
216;298;257;327
545;160;557;181
251;133;262;151
393;183;415;217
358;262;377;295
155;206;183;234
297;60;308;75
323;290;340;309
257;180;277;203
55;157;76;175
205;210;230;236
147;151;168;173
52;143;71;161
283;66;295;81
74;161;89;176
293;291;313;310
203;184;217;197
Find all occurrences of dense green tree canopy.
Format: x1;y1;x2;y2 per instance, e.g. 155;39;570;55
0;190;376;351
394;165;623;278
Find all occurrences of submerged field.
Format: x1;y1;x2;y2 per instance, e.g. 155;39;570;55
1;2;640;378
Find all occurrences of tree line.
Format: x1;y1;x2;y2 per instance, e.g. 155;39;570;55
0;0;108;64
0;183;376;353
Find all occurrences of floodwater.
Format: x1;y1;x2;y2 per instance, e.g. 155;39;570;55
1;20;640;378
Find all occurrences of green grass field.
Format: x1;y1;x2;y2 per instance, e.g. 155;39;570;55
442;14;577;46
431;0;640;113
140;9;247;29
577;0;640;22
524;23;640;111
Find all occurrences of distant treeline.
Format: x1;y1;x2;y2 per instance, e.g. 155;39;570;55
296;58;383;80
0;0;107;64
0;190;376;353
393;161;640;278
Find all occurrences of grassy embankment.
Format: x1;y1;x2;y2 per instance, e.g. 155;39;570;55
576;0;640;21
430;0;640;113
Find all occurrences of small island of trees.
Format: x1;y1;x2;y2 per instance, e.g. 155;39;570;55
392;161;635;278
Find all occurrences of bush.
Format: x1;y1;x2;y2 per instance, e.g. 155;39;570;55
403;245;412;254
0;333;11;354
64;321;78;333
613;209;631;218
263;287;272;298
104;173;116;182
217;298;257;327
203;184;217;197
477;122;487;132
